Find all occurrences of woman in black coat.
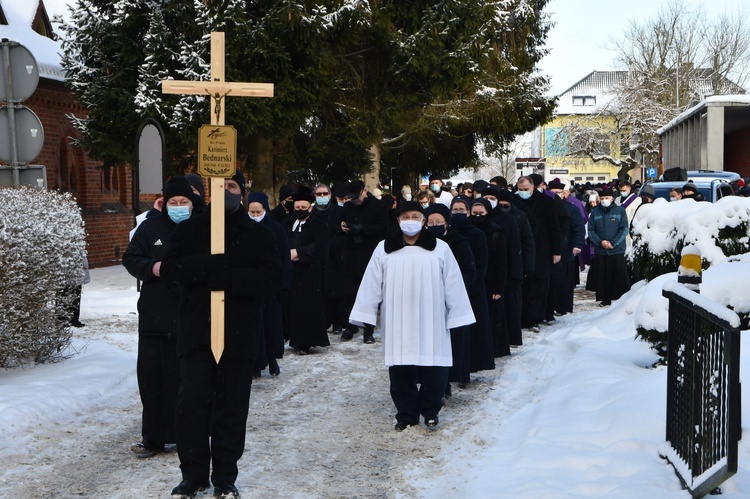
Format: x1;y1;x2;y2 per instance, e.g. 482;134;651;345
470;198;510;358
425;204;476;390
247;191;291;376
449;197;495;377
283;187;331;353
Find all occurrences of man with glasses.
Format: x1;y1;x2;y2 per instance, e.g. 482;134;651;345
311;184;345;335
350;201;474;431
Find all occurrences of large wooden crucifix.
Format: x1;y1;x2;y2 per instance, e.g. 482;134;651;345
161;32;273;363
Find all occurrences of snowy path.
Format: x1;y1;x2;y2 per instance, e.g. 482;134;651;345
0;267;602;498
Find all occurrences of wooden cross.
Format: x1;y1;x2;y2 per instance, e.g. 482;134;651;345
161;32;273;363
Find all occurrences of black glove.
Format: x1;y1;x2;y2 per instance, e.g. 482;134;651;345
207;271;232;291
348;223;364;236
208;254;230;273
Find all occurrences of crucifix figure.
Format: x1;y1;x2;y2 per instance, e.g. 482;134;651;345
161;32;273;362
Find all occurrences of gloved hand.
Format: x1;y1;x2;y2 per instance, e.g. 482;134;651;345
208;271;232;291
347;223;364;236
208;254;230;274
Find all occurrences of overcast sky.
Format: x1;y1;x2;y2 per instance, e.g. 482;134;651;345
44;0;746;97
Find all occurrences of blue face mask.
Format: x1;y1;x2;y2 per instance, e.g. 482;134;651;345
167;205;191;224
316;195;330;207
620;191;628;198
430;184;441;193
516;190;532;200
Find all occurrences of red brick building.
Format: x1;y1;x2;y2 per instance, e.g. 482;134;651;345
1;1;135;266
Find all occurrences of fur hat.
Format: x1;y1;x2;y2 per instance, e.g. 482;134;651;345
292;185;315;204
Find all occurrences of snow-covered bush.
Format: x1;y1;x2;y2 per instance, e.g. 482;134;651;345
0;187;86;367
629;197;750;358
629;196;750;281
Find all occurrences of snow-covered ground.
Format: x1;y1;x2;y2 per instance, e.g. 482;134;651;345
1;265;749;498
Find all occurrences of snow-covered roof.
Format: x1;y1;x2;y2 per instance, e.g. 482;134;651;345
0;0;65;82
657;94;750;135
555;71;627;116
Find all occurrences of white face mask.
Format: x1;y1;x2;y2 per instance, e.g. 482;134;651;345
399;220;423;236
421;202;430;209
670;197;678;202
403;193;412;201
249;212;265;223
487;198;498;209
600;199;612;208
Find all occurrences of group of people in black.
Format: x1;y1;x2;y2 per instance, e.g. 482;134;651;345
122;170;641;498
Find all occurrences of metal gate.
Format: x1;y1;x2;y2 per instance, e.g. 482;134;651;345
661;281;741;497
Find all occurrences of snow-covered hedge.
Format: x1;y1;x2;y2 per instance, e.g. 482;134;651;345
628;196;750;358
0;187;86;368
629;196;750;281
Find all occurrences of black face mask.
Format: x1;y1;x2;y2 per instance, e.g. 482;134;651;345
294;209;310;220
284;199;294;211
426;225;446;238
225;190;242;213
499;205;511;214
470;214;486;227
451;213;468;225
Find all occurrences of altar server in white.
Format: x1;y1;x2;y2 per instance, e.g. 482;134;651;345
350;201;475;431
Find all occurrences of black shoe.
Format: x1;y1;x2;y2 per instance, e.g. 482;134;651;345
213;482;240;498
425;416;439;428
341;326;356;341
599;300;611;307
130;441;162;458
363;329;375;344
268;358;280;376
171;480;209;498
394;422;416;432
444;383;452;398
71;321;85;328
164;443;177;453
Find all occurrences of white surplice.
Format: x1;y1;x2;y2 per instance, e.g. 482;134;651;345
349;238;475;367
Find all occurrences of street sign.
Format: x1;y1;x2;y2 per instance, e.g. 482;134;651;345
646;167;658;178
0;42;39;102
0;164;46;189
0;106;44;163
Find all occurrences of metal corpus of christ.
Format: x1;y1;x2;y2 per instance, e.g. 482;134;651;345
161;32;274;362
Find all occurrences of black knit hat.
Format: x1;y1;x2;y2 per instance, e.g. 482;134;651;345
481;186;501;199
279;184;295;201
496;189;514;203
184;173;205;198
163;176;194;203
529;173;544;187
231;170;246;198
424;203;451;223
472;197;493;213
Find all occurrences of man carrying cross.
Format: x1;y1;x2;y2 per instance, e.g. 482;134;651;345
161;170;282;497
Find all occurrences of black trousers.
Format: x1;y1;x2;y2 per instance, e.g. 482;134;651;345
176;349;253;485
522;273;549;328
389;365;449;425
137;335;179;448
504;280;523;346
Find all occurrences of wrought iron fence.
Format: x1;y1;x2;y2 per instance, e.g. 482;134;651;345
661;281;741;498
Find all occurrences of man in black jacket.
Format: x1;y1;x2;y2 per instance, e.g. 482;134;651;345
123;176;196;459
161;171;283;499
512;176;562;331
339;180;388;342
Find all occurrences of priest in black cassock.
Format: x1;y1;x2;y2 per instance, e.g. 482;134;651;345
283;186;331;354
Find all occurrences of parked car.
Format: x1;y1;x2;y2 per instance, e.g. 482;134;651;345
644;178;735;203
685;170;741;192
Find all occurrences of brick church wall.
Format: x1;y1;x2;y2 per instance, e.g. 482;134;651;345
4;78;136;267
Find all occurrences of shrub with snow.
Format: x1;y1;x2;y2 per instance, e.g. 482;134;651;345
0;187;86;367
629;197;750;357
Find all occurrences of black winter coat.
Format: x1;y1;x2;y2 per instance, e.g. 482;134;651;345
513;190;562;276
489;208;523;283
339;195;388;295
123;210;183;338
160;207;283;360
